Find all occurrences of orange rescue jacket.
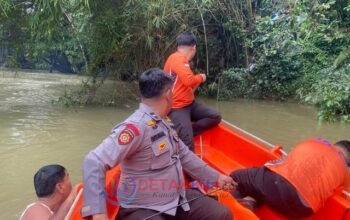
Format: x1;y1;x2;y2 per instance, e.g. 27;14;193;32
164;52;203;109
265;138;348;212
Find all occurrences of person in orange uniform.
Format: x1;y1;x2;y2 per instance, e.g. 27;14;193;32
229;138;350;219
164;32;221;151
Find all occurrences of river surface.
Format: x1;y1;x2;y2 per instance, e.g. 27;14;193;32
0;70;349;219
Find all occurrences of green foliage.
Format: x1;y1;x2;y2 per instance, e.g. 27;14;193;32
1;0;257;74
216;13;305;101
258;0;291;17
1;0;350;121
52;78;104;107
0;0;31;66
334;47;350;69
215;0;350;122
29;0;89;73
1;0;261;106
217;68;252;99
53;78;139;107
0;0;12;18
247;15;302;100
54;88;84;107
303;66;350;122
85;0;183;77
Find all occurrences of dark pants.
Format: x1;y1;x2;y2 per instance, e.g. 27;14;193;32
168;102;221;151
230;167;314;219
116;189;232;220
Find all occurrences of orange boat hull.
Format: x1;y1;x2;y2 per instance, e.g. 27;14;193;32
68;122;350;220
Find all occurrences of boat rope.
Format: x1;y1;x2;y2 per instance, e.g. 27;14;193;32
64;188;83;220
142;188;223;220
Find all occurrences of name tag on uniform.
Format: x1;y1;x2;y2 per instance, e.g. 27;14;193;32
151;131;166;142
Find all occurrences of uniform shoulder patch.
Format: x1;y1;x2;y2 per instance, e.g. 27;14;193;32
125;123;140;136
117;123;139;145
118;129;134;145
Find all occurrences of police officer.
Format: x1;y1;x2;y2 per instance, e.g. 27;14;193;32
81;68;236;220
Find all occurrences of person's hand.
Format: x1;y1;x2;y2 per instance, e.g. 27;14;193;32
199;74;206;83
217;174;238;191
92;213;109;220
65;185;79;206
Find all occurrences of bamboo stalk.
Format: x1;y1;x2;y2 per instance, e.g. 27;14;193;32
194;0;209;76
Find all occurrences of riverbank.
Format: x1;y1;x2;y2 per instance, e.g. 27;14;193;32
1;69;140;108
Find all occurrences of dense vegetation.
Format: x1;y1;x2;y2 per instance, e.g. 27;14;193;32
1;0;349;122
217;0;350;122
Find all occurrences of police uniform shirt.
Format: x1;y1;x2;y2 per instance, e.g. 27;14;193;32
81;103;220;217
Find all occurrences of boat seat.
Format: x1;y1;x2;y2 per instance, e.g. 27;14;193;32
195;146;243;175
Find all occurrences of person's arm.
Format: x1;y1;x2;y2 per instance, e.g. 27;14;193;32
49;189;76;220
192;74;206;92
171;57;204;88
81;123;144;218
177;139;236;189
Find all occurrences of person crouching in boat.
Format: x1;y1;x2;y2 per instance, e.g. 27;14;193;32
163;32;222;152
81;68;236;220
229;139;350;219
20;164;75;220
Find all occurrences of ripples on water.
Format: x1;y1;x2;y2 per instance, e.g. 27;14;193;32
0;70;349;219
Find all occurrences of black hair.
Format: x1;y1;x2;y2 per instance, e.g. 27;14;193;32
139;68;173;99
176;32;197;47
34;164;66;197
335;140;350;166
